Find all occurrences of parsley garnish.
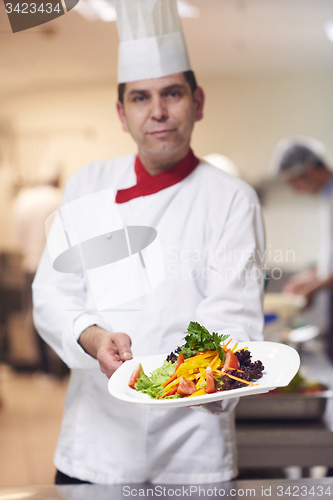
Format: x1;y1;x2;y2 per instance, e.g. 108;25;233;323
179;322;229;362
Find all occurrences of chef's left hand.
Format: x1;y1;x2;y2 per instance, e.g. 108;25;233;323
78;325;133;378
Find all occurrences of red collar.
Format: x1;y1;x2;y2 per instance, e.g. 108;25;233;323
115;149;199;204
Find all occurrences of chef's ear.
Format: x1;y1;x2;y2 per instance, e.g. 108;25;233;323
116;101;130;133
193;87;205;122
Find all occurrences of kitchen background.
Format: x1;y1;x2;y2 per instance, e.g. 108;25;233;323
0;0;333;487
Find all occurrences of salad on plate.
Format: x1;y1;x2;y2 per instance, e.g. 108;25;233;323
128;322;265;400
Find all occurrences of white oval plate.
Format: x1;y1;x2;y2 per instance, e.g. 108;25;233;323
108;341;300;408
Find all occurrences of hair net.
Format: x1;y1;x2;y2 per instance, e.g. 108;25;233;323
271;136;327;179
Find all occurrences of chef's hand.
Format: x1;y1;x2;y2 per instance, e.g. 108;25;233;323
78;325;132;378
283;269;319;306
283;269;316;295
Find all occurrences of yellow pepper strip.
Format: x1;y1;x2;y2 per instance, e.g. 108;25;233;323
213;362;225;372
184;373;198;382
162;373;177;387
200;350;218;358
176;356;215;377
164;371;198;393
208;354;219;368
234;345;248;353
163;377;180;390
173;346;243;391
211;356;222;371
163;384;179;397
232;343;238;352
195;369;206;387
183;352;208;363
188;389;206;397
180;365;208;379
196;369;207;389
183;350;217;362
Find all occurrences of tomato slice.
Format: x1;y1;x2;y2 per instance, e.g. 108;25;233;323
224;350;240;370
177;377;197;396
205;366;215;393
174;353;184;371
128;363;143;389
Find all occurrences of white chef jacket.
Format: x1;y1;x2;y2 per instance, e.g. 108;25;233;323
317;176;333;280
33;155;265;484
12;185;62;273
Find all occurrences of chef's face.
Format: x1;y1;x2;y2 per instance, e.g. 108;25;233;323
116;73;204;165
286;167;330;194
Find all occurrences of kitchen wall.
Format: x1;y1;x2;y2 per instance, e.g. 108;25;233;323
1;73;333;269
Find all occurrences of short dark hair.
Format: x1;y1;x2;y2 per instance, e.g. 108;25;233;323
117;70;198;105
278;144;326;176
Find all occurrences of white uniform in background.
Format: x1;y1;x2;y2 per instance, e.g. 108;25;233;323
12;185;62;273
12;183;62;371
317;178;333;280
33;155;265;484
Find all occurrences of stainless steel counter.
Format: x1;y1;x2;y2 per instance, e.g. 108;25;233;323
236;343;333;470
0;479;333;500
236;419;333;468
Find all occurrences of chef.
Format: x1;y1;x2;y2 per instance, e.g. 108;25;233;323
33;0;265;485
274;138;333;363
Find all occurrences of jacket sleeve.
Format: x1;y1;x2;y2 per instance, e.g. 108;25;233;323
195;186;265;343
32;176;112;370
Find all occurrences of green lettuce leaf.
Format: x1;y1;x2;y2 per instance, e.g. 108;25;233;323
134;360;176;399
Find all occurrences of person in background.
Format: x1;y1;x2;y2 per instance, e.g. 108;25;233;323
12;164;62;374
274;137;333;364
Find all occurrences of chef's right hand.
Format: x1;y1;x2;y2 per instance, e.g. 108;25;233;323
78;325;133;378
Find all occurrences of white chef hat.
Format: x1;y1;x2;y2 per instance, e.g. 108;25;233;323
114;0;192;83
